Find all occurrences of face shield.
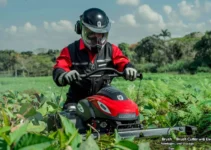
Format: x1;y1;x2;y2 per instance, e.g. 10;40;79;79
81;25;109;50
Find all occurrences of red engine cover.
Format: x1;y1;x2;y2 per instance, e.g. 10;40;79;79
87;95;139;117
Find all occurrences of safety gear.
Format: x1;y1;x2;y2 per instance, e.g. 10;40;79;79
53;39;131;103
75;8;111;52
58;70;82;85
124;67;137;81
75;20;82;34
65;40;115;102
81;26;108;53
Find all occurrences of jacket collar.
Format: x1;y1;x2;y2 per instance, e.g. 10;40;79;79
79;38;85;50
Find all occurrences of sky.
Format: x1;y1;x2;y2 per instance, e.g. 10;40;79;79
0;0;211;52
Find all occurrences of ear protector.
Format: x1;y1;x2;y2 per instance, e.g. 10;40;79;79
75;15;83;35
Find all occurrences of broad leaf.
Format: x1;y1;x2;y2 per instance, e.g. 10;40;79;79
68;130;82;150
170;130;177;140
115;140;139;150
9;122;29;145
114;129;122;143
148;124;158;128
79;135;99;150
4;108;15;119
138;142;151;150
59;115;82;149
48;130;59;139
45;144;60;150
0;126;11;135
27;121;47;133
37;102;49;116
28;112;43;122
139;114;145;122
47;101;58;109
0;138;10;150
13;133;54;150
125;136;135;142
0;134;10;145
18;103;37;118
58;129;69;149
2;110;10;126
59;114;77;136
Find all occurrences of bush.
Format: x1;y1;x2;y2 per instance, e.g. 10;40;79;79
135;63;157;73
157;60;192;73
196;66;211;73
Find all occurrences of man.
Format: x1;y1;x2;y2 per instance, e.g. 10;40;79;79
53;8;137;110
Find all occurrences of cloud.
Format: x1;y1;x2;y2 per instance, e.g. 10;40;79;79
196;22;206;30
116;0;139;6
23;22;37;32
1;18;210;51
0;0;7;7
163;6;187;30
112;3;208;44
44;20;73;32
4;22;37;34
5;26;17;34
119;14;138;27
138;4;165;28
1;1;211;51
0;20;78;51
163;5;172;15
178;0;200;20
187;22;210;34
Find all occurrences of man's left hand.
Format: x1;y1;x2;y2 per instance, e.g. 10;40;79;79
124;67;137;81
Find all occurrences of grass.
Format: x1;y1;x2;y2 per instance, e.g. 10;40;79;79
0;73;210;93
1;72;210;101
0;76;56;92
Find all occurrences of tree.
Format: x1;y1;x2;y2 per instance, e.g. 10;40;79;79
21;51;33;57
159;29;171;40
118;43;130;57
0;50;18;71
168;42;184;62
194;31;211;67
134;36;168;65
118;42;134;61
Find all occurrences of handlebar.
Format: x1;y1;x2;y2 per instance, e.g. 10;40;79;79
79;68;143;80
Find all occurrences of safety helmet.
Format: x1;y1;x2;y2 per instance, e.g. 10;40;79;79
75;8;111;52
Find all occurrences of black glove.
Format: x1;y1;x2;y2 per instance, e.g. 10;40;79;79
124;67;137;81
58;70;82;85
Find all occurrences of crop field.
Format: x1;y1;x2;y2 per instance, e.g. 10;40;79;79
0;73;211;149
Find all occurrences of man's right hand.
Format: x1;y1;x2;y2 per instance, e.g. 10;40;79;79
58;70;82;85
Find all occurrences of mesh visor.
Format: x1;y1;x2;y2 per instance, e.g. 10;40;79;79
82;25;108;47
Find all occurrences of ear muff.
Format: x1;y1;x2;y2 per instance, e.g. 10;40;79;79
74;20;82;34
75;15;83;34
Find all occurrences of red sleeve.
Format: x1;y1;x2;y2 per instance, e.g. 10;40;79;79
112;44;130;72
53;47;72;72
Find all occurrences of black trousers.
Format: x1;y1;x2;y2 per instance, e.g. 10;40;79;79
62;90;90;110
62;78;106;110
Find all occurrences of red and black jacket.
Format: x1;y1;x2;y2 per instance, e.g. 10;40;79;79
53;39;134;102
